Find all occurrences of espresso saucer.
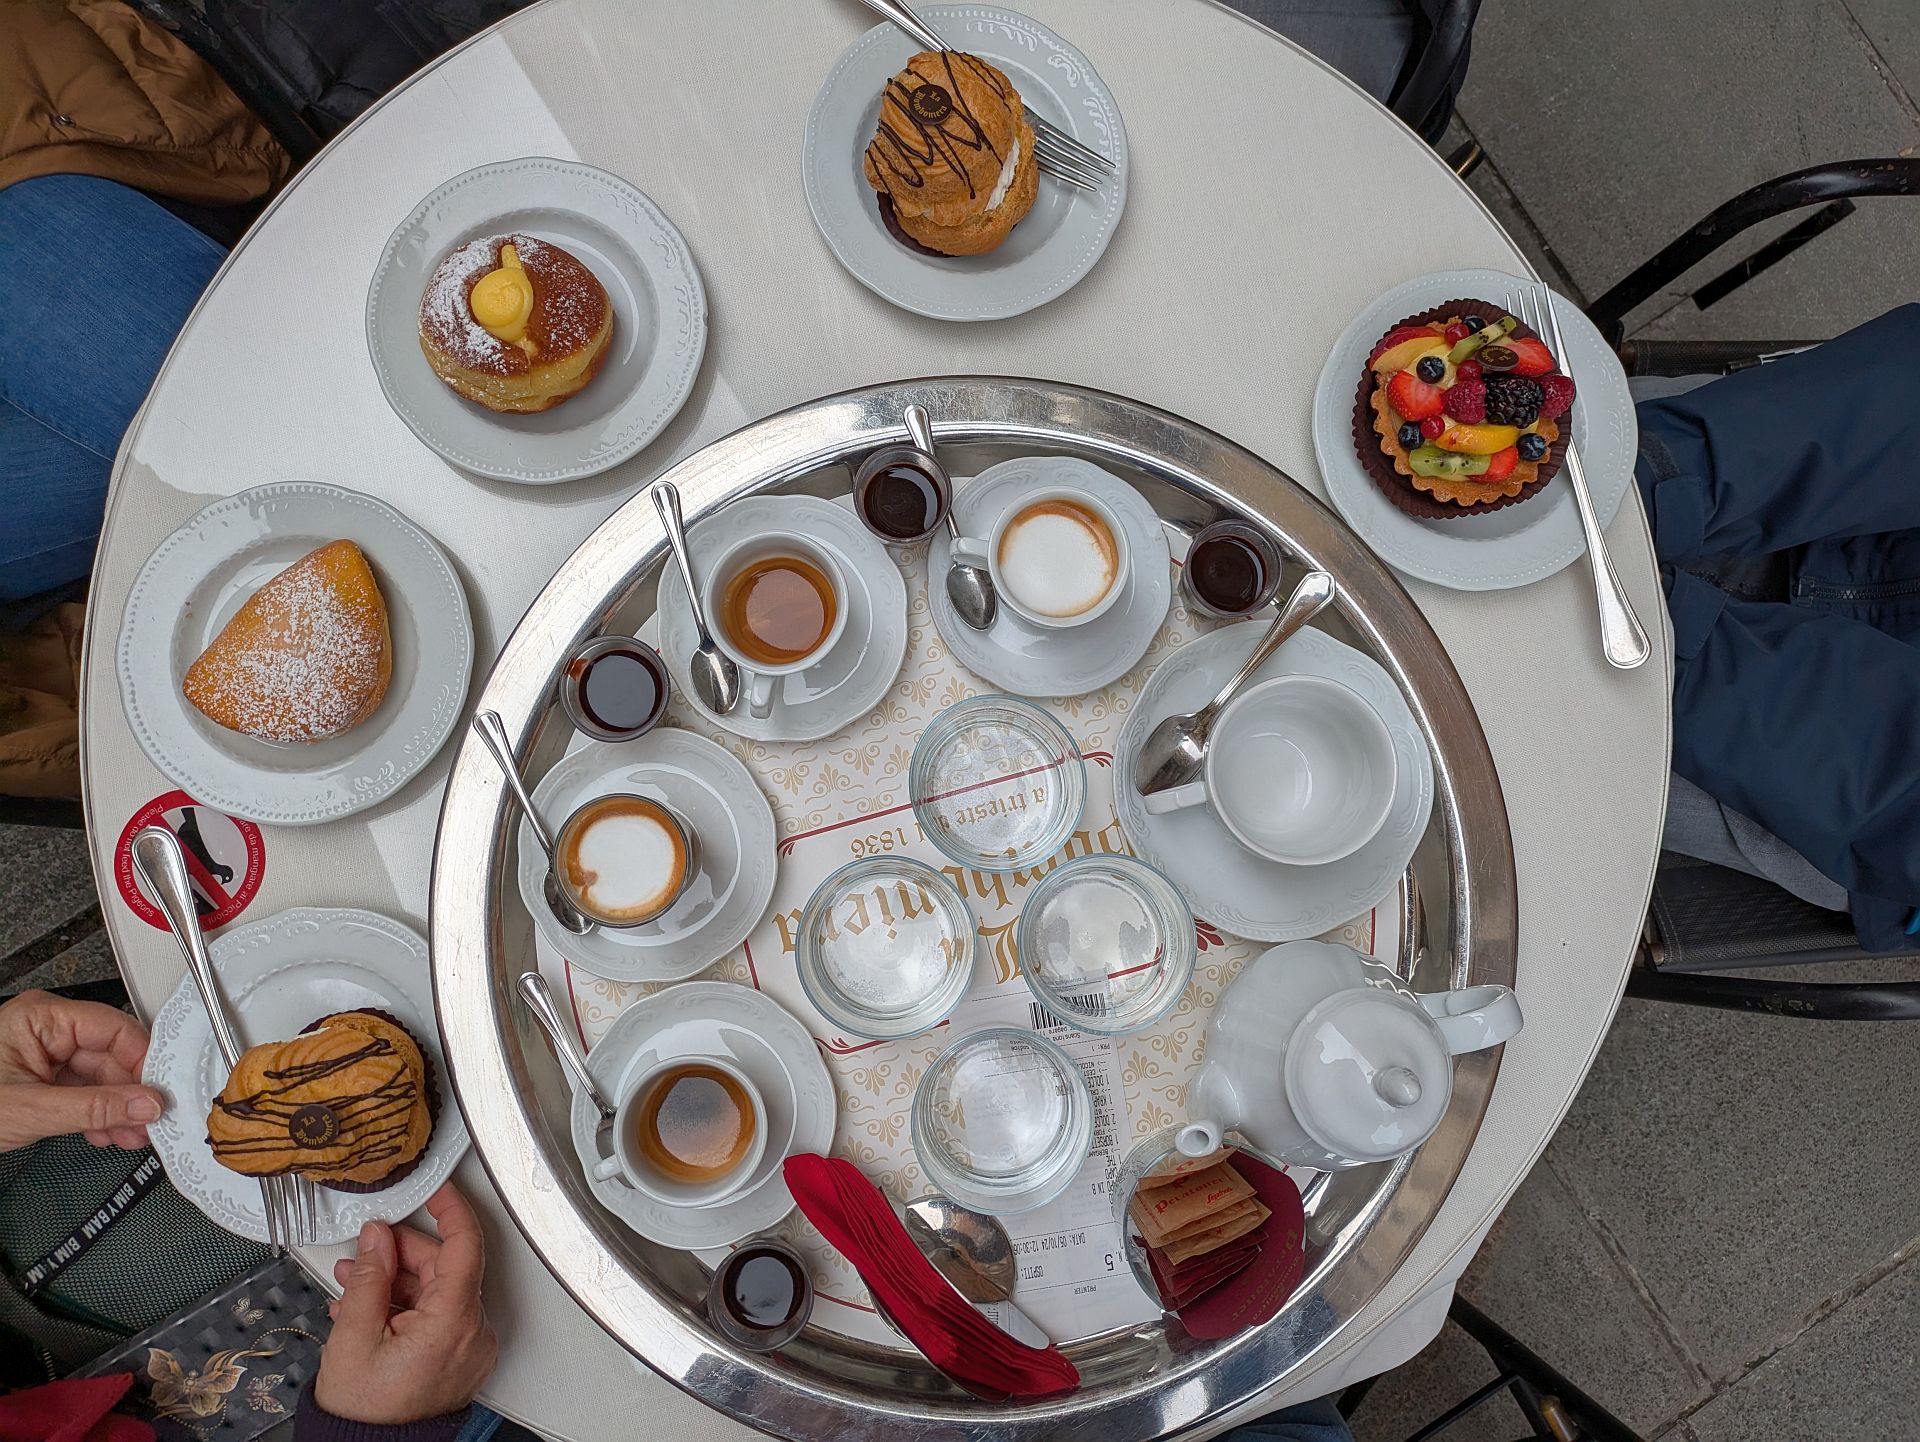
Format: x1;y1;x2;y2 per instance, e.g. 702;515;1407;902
928;457;1171;698
1112;624;1435;942
656;495;909;743
569;982;835;1249
517;729;776;982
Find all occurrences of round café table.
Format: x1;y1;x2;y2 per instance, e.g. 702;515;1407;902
79;1;1673;1435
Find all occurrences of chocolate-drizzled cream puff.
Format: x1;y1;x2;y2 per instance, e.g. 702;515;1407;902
206;1009;436;1193
863;51;1038;257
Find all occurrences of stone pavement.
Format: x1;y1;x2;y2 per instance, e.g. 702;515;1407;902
1349;3;1920;1438
5;2;1919;1437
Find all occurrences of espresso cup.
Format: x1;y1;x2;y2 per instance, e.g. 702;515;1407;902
591;1055;766;1207
700;532;850;718
554;793;701;928
1142;675;1396;866
950;486;1130;630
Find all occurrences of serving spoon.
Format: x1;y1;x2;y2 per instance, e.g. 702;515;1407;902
1132;569;1337;799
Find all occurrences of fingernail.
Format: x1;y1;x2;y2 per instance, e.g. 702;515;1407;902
128;1094;162;1123
358;1221;380;1251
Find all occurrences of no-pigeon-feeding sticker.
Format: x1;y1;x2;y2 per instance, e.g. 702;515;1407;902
114;789;266;931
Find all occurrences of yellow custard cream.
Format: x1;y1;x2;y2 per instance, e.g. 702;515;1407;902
469;244;537;356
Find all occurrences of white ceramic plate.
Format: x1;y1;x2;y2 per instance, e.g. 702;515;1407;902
570;982;835;1250
517;729;777;982
802;6;1128;322
929;457;1170;696
1114;625;1434;942
656;495;909;743
144;908;469;1245
366;157;706;483
117;482;472;826
1312;268;1637;591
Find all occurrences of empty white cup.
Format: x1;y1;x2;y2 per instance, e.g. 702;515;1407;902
590;1055;767;1208
1143;674;1396;866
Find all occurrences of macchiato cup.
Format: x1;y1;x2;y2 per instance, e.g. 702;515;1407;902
554;793;700;927
1142;675;1396;866
950;486;1130;630
699;532;850;718
591;1054;766;1208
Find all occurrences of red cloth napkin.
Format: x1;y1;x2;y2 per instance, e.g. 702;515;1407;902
784;1154;1079;1398
0;1376;153;1442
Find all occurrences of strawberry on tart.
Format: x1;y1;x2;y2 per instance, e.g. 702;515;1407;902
1354;300;1577;518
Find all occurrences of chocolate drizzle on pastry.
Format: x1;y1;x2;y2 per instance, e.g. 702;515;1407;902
210;1034;415;1171
205;1008;435;1192
866;51;1009;201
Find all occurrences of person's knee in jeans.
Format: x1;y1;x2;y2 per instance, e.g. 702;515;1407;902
0;175;224;603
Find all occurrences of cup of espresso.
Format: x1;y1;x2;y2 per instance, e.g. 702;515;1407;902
558;636;671;742
1142;674;1397;865
1182;519;1283;621
950;487;1130;629
554;793;700;927
700;533;849;718
591;1055;766;1207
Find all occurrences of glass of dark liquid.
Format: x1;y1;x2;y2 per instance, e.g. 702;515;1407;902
851;443;953;545
706;1238;814;1353
558;636;671;742
1181;519;1284;621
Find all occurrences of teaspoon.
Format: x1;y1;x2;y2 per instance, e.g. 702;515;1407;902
651;481;740;715
905;405;996;631
472;710;595;936
1132;569;1337;799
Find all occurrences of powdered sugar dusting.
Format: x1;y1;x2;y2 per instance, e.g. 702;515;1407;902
418;233;607;377
184;543;387;743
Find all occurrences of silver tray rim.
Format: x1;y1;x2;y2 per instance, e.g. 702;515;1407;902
427;375;1518;1439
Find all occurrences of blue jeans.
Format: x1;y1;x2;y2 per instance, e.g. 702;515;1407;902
1219;1397;1353;1442
1635;304;1920;949
0;175;223;604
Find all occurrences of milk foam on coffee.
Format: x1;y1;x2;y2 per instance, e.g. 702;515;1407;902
997;500;1118;617
565;799;685;921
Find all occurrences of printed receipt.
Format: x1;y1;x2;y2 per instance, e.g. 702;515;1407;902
963;988;1159;1338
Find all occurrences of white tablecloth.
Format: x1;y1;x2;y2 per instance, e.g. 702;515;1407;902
79;1;1672;1435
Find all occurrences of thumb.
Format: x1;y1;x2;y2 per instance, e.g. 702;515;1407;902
331;1222;397;1346
7;1083;162;1144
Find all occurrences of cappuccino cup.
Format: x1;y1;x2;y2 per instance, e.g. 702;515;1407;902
699;532;850;719
555;793;700;927
1143;675;1396;866
950;486;1129;630
591;1055;766;1207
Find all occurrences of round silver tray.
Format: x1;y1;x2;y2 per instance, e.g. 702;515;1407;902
429;377;1518;1439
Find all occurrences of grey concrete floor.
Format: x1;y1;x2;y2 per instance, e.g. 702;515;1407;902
1350;3;1920;1439
6;3;1920;1438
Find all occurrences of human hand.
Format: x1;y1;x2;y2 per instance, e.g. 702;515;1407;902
315;1181;498;1424
0;990;164;1152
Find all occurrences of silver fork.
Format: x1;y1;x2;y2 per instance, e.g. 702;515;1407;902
132;827;294;1253
1508;285;1653;670
856;0;1115;192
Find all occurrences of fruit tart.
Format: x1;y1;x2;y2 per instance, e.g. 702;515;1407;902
1354;300;1577;518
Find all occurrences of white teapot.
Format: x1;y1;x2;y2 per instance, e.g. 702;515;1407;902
1177;938;1523;1170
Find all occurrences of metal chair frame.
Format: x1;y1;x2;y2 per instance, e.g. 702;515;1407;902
1339;1296;1645;1442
